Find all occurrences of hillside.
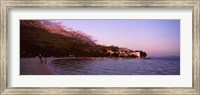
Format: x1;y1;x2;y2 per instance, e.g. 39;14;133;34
21;20;96;46
20;20;147;58
20;20;97;57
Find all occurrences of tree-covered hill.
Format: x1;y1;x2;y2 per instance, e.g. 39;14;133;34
20;26;95;57
20;20;147;58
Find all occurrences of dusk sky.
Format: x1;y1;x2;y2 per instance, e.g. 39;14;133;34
48;20;180;57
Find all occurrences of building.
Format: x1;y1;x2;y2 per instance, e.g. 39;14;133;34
129;51;140;57
106;49;114;54
106;48;141;58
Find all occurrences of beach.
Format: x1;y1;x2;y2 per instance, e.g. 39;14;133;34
20;58;56;75
20;57;179;75
20;57;116;75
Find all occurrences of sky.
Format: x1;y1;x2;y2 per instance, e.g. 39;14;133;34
45;20;180;57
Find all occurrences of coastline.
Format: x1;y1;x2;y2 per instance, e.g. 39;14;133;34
20;57;58;75
52;57;151;60
20;57;179;75
20;57;152;75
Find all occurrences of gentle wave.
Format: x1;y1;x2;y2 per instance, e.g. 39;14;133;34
50;58;180;75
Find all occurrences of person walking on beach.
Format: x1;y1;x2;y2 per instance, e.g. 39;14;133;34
44;57;47;64
38;54;43;64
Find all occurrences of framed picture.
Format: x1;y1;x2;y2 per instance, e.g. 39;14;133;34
1;0;200;95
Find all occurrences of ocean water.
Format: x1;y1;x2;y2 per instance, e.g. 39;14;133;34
50;58;180;75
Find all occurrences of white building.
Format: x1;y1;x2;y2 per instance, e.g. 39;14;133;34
129;51;140;57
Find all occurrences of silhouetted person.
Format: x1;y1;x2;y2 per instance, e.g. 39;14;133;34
44;57;47;64
38;54;43;64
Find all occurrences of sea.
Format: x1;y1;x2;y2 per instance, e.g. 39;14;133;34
50;58;180;75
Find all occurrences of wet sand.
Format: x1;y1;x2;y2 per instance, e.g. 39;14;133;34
20;58;56;75
20;57;112;75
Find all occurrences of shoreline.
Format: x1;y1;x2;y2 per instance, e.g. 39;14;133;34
22;57;152;60
51;57;153;60
20;58;57;75
20;57;152;75
20;57;179;75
